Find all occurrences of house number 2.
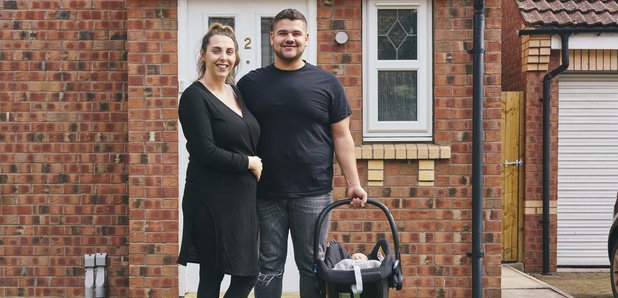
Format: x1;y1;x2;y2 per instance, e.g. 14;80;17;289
244;37;252;49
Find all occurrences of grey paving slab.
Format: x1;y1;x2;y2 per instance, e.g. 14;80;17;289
501;265;574;298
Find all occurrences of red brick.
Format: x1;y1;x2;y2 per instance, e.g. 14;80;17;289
0;0;507;295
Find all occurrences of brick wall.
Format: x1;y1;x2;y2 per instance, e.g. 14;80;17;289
2;0;505;296
521;68;545;271
501;0;562;274
126;0;179;296
318;0;503;296
316;0;363;143
0;0;179;296
521;55;560;273
0;0;130;296
501;0;525;91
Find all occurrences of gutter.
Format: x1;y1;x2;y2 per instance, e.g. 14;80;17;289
519;27;618;35
471;1;485;297
519;26;618;275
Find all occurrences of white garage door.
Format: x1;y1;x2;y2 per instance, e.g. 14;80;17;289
557;75;618;266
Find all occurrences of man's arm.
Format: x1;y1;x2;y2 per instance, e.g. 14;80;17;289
331;116;367;208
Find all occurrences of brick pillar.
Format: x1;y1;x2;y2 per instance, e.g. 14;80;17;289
522;66;559;273
127;1;179;296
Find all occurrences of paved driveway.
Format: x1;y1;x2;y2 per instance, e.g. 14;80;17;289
532;269;612;298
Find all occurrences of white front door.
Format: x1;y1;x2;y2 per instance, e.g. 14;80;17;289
178;0;317;295
179;0;317;90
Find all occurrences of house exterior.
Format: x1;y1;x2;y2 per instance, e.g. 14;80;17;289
1;0;503;297
502;0;618;273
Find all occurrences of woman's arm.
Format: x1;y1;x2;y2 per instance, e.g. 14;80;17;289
178;87;250;172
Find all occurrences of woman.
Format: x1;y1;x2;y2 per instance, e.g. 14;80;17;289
177;23;261;298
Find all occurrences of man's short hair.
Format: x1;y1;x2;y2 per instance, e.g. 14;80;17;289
272;8;307;30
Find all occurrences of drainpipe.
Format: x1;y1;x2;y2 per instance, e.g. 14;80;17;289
518;30;570;276
519;26;618;275
471;1;485;297
540;33;570;275
85;254;95;298
95;252;108;297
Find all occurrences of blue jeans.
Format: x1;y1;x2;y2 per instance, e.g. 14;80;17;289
254;193;332;298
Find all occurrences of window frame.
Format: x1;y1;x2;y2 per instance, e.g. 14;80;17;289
363;0;433;142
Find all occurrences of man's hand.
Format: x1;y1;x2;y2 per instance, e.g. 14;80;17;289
347;185;367;208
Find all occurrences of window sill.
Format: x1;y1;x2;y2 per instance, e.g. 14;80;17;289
354;144;451;186
355;144;451;160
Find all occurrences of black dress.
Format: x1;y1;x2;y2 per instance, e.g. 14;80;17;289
177;82;260;276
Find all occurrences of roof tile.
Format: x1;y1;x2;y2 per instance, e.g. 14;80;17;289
517;0;618;27
608;1;618;11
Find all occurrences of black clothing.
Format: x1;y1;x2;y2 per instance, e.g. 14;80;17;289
237;63;351;199
177;81;260;277
194;205;257;298
194;204;223;297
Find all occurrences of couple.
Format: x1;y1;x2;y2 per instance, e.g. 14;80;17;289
177;8;367;298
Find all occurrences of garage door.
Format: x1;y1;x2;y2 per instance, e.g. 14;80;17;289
557;75;618;266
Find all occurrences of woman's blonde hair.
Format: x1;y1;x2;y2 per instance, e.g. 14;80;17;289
197;23;240;83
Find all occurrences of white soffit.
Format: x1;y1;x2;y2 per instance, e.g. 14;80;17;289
552;33;618;50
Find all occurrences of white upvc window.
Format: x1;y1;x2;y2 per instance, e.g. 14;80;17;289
363;0;432;142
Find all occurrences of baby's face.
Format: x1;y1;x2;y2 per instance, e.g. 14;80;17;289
351;253;368;260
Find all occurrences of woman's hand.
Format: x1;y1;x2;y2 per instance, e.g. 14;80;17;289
248;156;262;181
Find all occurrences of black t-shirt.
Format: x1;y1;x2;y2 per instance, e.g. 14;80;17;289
238;63;352;199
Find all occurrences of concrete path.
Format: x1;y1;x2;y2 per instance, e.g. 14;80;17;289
502;265;574;298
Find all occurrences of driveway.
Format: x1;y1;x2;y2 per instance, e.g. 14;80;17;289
532;269;612;298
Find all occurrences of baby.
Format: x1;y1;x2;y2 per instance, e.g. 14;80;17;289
333;252;381;270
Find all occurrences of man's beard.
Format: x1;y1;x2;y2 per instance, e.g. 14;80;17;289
274;46;305;62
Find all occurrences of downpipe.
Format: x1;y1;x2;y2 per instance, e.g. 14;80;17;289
471;0;485;297
541;33;569;275
95;252;108;297
85;253;108;297
85;254;95;298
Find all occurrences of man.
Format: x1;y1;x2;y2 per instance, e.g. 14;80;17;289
237;8;367;298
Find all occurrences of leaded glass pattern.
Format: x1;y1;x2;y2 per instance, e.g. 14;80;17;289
208;17;235;29
261;17;275;67
377;9;417;60
378;71;417;121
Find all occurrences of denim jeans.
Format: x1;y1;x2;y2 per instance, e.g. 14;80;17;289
254;193;332;298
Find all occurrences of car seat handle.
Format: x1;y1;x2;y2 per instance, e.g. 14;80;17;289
312;199;402;273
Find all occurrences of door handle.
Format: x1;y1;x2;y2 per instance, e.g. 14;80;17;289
504;159;524;167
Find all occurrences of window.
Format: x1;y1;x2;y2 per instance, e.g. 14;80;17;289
261;17;275;67
363;0;432;141
208;17;235;28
